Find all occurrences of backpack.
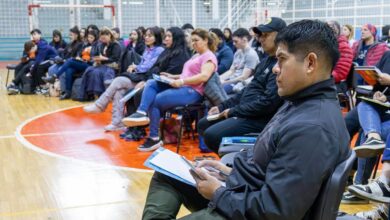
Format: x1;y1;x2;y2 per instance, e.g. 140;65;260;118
20;74;33;94
119;48;142;73
48;80;60;97
71;78;86;101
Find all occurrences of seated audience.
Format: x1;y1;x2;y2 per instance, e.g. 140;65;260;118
342;24;356;47
209;28;233;75
80;28;86;42
112;27;126;51
45;26;83;82
7;41;36;95
220;28;259;94
342;50;390;204
327;21;353;84
352;24;388;85
348;134;390;219
83;27;188;131
198;19;284;153
126;29;146;56
79;27;122;98
121;28;219;152
49;30;67;54
223;27;235;53
44;30;100;99
141;19;350;220
29;29;58;93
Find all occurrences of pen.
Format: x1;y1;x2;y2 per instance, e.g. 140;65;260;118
383;87;388;94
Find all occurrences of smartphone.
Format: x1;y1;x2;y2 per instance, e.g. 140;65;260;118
181;156;205;180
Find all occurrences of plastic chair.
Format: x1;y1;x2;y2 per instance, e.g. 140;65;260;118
305;151;356;220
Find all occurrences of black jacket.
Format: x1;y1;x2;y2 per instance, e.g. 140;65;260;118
127;40;146;56
210;79;350;220
218;55;282;119
374;50;390;99
62;40;83;59
99;41;122;65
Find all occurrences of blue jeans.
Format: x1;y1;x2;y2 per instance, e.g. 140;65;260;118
223;83;234;94
138;79;202;138
48;64;62;76
355;102;390;184
57;59;90;92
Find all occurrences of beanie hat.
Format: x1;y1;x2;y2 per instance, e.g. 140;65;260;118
363;24;377;38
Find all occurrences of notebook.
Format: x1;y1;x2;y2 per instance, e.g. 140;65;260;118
144;147;226;187
355;66;382;85
153;74;174;84
119;87;141;104
358;96;390;108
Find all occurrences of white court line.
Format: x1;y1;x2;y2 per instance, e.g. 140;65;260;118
0;134;15;139
15;105;152;173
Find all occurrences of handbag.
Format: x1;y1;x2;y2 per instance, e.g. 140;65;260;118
204;73;229;106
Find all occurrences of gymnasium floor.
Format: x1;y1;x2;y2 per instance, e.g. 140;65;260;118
0;63;376;219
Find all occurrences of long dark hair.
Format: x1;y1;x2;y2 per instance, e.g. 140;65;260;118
51;30;63;44
154;27;190;70
224;27;233;42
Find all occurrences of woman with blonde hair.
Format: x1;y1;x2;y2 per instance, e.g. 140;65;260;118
342;24;356;47
122;28;219;151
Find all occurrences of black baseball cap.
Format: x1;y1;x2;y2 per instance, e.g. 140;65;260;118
253;17;286;35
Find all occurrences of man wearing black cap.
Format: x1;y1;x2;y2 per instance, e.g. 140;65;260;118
196;17;286;153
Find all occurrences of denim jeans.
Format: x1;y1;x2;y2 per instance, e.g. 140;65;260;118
48;64;62;76
223;83;234;94
355;102;390;184
138;79;202;138
57;59;90;92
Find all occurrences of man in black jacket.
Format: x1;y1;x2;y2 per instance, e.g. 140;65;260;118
142;20;350;220
197;17;286;153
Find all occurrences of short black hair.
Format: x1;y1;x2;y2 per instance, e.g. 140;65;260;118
146;26;163;46
209;28;224;40
30;29;41;35
181;23;194;30
232;28;250;40
275;19;340;71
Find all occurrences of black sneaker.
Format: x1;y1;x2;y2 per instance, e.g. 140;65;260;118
7;84;20;95
348;179;390;203
122;112;150;127
354;204;389;220
119;128;133;139
341;191;369;204
354;137;385;158
137;138;163;152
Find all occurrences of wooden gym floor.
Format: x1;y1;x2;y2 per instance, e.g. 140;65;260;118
0;63;376;219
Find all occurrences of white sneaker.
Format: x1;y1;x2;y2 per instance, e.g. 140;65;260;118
104;124;126;131
354;204;389;220
83;104;103;113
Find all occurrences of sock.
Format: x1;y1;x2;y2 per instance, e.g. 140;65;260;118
378;175;390;186
136;110;146;116
150;136;159;141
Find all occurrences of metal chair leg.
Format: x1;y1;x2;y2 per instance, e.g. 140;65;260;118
372;155;381;179
5;69;10;87
176;113;184;153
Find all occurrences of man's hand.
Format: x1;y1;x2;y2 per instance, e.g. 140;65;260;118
135;81;145;89
221;109;230;118
208;106;220;115
192;168;223;200
373;91;387;103
197;159;232;181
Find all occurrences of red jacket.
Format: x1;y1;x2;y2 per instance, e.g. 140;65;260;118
333;35;353;83
352;40;389;66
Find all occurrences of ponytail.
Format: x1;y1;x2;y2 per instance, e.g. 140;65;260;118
191;28;220;52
